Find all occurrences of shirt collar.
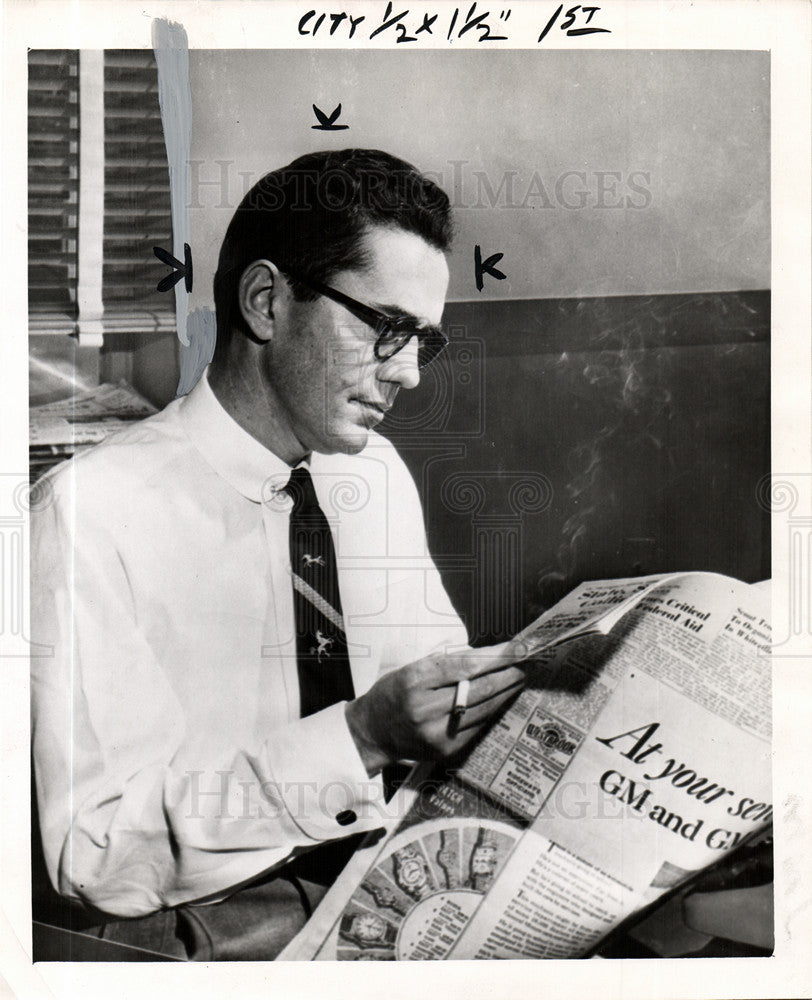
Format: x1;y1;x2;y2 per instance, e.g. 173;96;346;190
179;369;299;502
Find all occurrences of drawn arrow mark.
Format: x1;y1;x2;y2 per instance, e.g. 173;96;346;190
474;244;506;292
153;243;193;294
312;103;349;131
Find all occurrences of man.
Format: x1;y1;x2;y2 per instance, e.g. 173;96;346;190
31;149;525;959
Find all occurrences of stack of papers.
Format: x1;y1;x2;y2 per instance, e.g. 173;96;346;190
29;382;157;480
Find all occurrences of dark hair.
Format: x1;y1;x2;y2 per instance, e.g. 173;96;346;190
212;148;453;362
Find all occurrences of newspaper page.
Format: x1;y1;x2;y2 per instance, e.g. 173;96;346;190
29;382;157;447
283;573;771;960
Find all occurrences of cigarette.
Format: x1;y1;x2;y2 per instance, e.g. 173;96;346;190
449;678;470;735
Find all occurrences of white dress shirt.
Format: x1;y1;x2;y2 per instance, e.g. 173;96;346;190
31;372;468;918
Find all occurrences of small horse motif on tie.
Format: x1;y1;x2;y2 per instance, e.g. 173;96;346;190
310;629;333;661
302;553;326;568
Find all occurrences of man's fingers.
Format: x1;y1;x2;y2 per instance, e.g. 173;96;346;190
450;679;525;738
418;664;526;720
468;665;527;705
459;639;532;679
426;640;530;689
404;671;525;757
496;634;534;667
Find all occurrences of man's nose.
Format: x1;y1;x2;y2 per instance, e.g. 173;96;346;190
379;338;421;390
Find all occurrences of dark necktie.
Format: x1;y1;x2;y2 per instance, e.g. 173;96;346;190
287;466;355;717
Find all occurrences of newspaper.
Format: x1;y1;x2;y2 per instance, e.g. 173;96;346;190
281;571;772;960
29;382;157;447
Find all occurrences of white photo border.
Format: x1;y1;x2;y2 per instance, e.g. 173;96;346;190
2;2;810;998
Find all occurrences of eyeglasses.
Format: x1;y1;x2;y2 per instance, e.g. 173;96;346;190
280;267;449;369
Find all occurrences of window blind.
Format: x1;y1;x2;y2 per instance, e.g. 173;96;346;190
102;50;173;330
28;50;174;336
28;51;79;330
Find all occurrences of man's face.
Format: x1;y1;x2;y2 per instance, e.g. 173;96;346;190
263;225;449;460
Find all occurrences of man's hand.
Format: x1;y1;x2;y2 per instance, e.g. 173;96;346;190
345;640;528;777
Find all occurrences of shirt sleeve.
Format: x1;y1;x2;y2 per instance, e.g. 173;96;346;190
31;473;390;919
367;434;471;672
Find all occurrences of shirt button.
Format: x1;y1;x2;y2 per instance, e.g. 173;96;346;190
261;472;293;508
336;809;357;826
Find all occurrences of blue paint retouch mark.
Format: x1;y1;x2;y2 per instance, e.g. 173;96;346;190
177;309;217;397
152;18;216;395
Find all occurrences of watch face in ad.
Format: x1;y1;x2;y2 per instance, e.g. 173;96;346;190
470;844;497;875
393;844;433;900
338;909;398;955
351;912;388;943
334;819;520;961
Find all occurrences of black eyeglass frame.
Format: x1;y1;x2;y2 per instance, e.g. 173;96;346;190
280;266;449;369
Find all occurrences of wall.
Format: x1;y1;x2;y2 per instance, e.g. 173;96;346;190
188;49;769;304
384;291;769;641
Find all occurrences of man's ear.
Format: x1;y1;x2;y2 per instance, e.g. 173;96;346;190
237;259;281;343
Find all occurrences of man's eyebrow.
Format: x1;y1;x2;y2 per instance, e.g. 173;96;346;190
371;302;443;333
